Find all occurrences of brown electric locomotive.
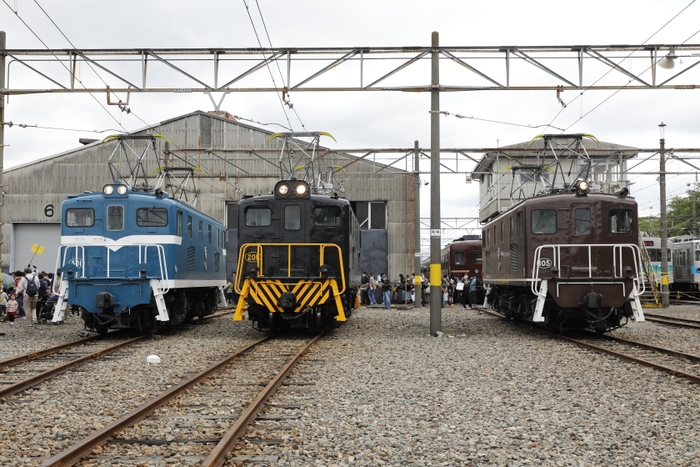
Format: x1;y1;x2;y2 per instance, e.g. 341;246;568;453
482;180;645;333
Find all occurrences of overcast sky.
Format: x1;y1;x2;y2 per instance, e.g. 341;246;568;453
2;0;700;244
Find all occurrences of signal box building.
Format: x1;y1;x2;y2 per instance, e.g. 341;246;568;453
1;111;418;281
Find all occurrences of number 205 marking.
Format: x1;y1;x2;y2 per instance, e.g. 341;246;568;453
245;253;258;261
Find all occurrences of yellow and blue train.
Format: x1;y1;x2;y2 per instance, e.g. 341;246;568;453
55;182;226;333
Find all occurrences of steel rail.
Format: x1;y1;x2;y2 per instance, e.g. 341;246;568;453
643;312;700;329
0;334;101;370
0;335;149;399
201;333;323;467
557;334;700;384
480;307;700;384
40;335;271;467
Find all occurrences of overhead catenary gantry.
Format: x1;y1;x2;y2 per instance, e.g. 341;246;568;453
2;44;700;104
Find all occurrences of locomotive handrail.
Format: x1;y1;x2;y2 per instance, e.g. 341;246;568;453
60;243;169;282
235;242;347;295
530;243;646;297
60;245;86;278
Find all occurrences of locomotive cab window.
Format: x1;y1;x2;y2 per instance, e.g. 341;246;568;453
454;251;465;265
531;209;557;234
137;208;168;227
471;250;483;264
176;211;183;236
65;208;94;227
313;206;342;226
245;207;272;227
107;205;124;231
609;208;634;233
285;205;301;230
575;209;591;234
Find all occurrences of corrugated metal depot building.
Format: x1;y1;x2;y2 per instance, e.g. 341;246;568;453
1;110;418;280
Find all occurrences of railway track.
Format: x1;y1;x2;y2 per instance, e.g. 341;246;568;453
481;308;700;384
559;333;700;384
41;334;321;467
0;334;149;399
643;312;700;329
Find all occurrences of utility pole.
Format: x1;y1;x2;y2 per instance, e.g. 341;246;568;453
0;31;5;273
429;31;442;336
414;140;422;308
659;122;669;308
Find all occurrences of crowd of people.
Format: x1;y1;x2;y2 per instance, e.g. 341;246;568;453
359;271;482;310
0;267;60;325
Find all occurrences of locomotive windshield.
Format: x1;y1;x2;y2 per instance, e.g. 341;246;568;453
137;207;168;227
531;209;557;234
575;208;591;234
313;206;342;226
107;205;124;231
65;208;94;227
246;207;272;227
285;206;301;230
609;208;634;233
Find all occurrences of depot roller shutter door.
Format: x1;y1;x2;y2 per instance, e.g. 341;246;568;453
11;223;61;274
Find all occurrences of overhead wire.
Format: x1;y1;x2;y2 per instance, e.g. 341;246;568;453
30;0;152;129
2;0;128;131
251;0;307;131
550;0;697;132
241;0;299;132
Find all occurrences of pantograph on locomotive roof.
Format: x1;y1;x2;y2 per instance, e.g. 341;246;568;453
507;133;609;202
103;134;200;206
267;131;341;195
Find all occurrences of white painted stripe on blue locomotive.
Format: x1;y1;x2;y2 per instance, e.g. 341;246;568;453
61;235;183;249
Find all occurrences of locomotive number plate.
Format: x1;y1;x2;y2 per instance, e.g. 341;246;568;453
245;252;258;261
538;258;553;269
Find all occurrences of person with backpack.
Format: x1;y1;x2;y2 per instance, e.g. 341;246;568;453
35;272;50;322
17;267;41;324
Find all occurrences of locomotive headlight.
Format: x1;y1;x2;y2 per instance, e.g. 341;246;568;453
103;185;115;195
296;184;307;196
574;179;590;196
277;184;289;196
117;185;128;195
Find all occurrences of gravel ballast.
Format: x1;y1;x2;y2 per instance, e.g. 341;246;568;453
2;306;700;466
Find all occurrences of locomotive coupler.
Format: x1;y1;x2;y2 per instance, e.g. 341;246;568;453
278;291;296;310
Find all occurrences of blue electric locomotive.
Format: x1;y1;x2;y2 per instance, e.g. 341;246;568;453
53;182;226;333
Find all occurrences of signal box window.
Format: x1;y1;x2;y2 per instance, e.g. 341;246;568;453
575;209;591;234
66;208;94;227
454;251;465;265
609;208;634;233
107;205;124;231
531;209;557;234
246;207;272;227
285;206;301;230
137;208;168;227
313;206;342;226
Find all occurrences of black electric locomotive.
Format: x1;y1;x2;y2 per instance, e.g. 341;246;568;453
482;180;646;333
234;179;361;332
